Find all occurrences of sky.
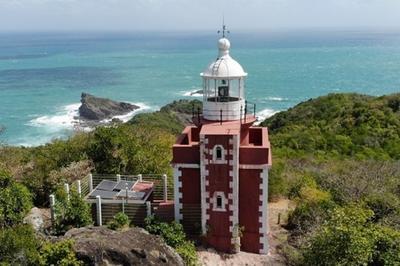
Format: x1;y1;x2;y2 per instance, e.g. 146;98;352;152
0;0;400;32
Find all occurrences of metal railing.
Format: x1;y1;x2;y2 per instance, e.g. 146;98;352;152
192;100;256;124
50;172;174;228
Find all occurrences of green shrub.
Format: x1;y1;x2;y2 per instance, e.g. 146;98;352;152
268;160;287;201
0;169;32;228
365;193;400;225
280;243;304;266
288;175;317;200
175;241;198;266
145;216;198;265
287;184;335;233
107;212;130;230
0;225;41;265
145;216;186;247
303;205;376;266
372;226;400;265
54;189;92;234
40;240;82;266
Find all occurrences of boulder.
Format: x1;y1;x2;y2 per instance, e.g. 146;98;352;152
23;207;51;232
79;93;139;121
64;226;184;266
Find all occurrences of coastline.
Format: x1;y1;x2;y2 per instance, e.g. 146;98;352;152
14;102;151;147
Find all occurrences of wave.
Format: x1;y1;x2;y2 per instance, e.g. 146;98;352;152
100;103;150;123
182;88;203;97
255;108;279;125
28;103;81;130
265;96;289;102
25;102;151;146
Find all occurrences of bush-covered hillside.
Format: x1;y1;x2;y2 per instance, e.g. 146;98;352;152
261;93;400;159
129;99;202;135
262;93;400;265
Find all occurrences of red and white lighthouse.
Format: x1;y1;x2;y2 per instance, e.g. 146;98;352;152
172;28;272;254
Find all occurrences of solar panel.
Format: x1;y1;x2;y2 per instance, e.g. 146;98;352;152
117;190;146;200
89;189;119;199
96;180;117;191
113;180;136;191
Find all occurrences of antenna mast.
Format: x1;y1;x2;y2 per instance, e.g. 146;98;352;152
217;17;230;38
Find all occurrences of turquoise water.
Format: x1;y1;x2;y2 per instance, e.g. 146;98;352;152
1;30;400;146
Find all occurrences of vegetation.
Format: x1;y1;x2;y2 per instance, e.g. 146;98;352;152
107;212;130;230
261;93;400;159
145;215;198;266
0;225;42;265
0;168;83;265
304;205;400;266
262;93;400;265
129;99;201;135
0;169;32;228
40;240;82;266
54;189;92;234
0;123;175;207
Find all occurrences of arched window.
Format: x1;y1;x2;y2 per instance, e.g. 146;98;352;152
212;145;226;164
212;192;227;212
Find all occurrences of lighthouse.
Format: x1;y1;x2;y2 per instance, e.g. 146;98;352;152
172;26;272;254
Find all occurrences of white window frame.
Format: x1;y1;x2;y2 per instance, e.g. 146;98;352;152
212;191;227;212
211;145;227;164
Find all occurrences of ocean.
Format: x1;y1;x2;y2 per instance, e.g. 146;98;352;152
1;30;400;146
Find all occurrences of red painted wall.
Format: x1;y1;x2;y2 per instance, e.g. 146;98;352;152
239;147;269;165
180;168;201;234
181;168;201;204
204;135;233;252
172;145;200;164
239;168;262;253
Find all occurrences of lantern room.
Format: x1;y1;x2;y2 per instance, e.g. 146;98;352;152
200;37;248;121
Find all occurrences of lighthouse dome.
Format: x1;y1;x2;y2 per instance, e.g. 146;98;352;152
201;37;247;78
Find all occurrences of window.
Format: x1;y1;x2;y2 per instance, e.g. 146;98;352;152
212;192;226;212
216;196;222;208
212;145;226;164
216;146;222;160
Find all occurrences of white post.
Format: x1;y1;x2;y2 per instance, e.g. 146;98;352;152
162;174;168;202
49;194;56;227
96;195;102;226
64;183;70;201
146;201;152;217
117;174;121;182
77;180;82;196
89;173;93;192
138;174;143;182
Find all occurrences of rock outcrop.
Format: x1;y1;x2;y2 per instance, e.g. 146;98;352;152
79;93;139;121
64;226;184;266
23;207;51;233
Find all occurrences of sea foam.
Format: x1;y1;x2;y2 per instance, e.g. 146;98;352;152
255;108;279;125
29;103;81;131
101;103;151;123
182;88;203;97
265;96;289;102
27;103;151;133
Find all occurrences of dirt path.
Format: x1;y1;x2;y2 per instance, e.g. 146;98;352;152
197;199;294;266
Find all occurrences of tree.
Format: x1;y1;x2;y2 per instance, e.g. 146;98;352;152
0;169;32;228
303;205;376;266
